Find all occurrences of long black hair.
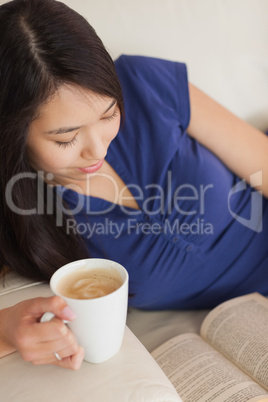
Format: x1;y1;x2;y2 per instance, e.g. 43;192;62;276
0;0;124;280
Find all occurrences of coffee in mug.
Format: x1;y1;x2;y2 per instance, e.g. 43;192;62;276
56;267;123;299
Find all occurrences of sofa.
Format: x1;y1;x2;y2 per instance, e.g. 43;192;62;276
1;0;268;400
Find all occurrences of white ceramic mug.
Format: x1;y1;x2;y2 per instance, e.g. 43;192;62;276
44;258;129;364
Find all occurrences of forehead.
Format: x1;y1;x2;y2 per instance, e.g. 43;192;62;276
34;84;111;123
27;85;115;138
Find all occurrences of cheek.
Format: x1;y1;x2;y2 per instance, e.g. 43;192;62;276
29;142;77;171
46;148;79;170
40;153;66;170
109;117;121;141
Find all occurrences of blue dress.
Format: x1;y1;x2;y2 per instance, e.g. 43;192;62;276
58;55;268;310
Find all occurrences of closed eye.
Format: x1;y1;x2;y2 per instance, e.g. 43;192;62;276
55;134;78;148
102;108;118;122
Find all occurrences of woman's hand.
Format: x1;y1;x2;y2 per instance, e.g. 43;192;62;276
0;296;84;370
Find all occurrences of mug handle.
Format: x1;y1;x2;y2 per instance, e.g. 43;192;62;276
40;312;69;324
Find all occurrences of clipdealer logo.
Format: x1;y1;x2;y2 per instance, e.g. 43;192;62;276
5;170;264;233
228;171;263;233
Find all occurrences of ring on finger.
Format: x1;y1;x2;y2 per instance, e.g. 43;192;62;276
54;352;62;361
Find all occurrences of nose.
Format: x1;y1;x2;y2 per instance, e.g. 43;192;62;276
81;135;106;161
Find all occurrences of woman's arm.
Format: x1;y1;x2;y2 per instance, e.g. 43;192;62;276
187;83;268;198
0;308;16;357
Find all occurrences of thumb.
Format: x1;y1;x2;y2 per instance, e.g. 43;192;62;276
27;296;76;322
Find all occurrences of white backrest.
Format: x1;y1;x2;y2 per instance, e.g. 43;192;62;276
1;0;268;129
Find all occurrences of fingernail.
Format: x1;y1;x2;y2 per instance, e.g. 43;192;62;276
62;306;76;320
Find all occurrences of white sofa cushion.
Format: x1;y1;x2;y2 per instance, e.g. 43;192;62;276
62;0;268;130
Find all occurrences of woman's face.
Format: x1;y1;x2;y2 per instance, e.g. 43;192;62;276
27;84;121;189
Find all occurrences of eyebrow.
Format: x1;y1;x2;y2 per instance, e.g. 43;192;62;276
46;125;82;135
104;99;117;114
45;99;117;135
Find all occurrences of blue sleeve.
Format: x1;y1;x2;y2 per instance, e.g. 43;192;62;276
111;55;191;188
114;55;190;133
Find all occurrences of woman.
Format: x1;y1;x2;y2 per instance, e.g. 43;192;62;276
0;0;267;369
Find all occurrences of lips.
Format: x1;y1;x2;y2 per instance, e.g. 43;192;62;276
78;159;104;174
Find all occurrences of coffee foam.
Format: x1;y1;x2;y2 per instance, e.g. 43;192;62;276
57;267;123;300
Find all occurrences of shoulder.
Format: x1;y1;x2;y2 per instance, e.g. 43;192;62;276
114;54;188;88
114;55;190;129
